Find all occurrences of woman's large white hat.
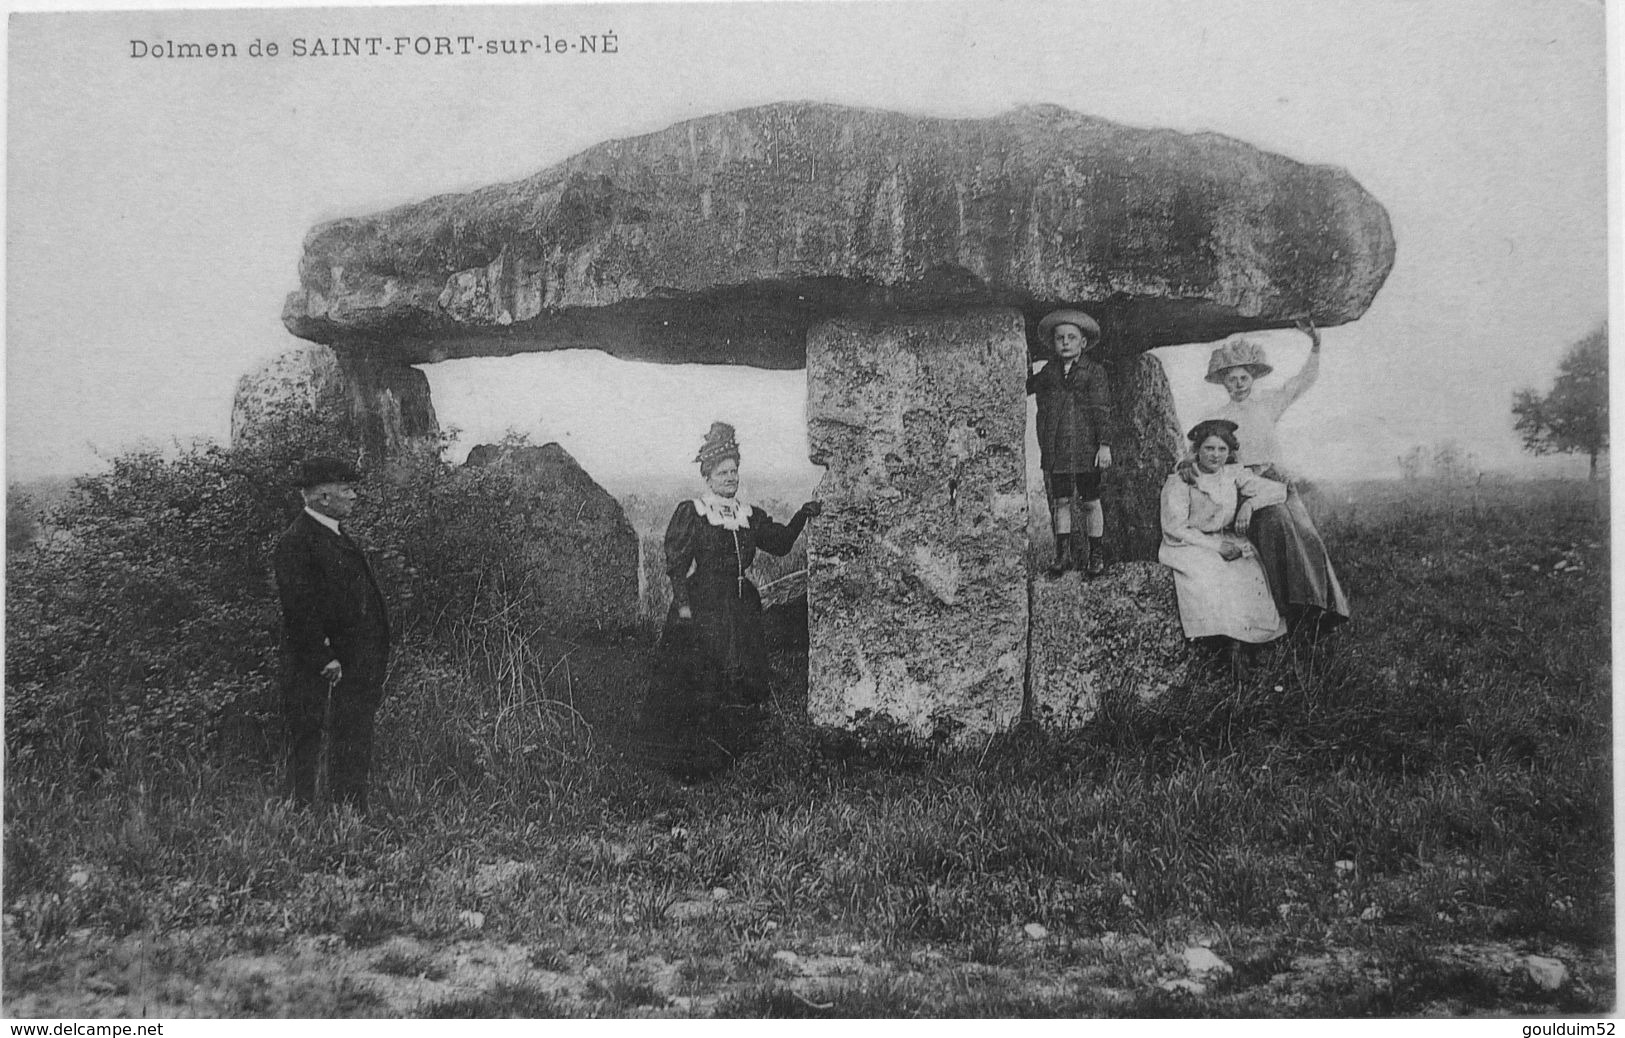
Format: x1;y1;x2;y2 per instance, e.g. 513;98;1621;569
1204;337;1273;383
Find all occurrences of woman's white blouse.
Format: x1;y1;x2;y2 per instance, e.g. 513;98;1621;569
1205;349;1320;467
1160;465;1288;552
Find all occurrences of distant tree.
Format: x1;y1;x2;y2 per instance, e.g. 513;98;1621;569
1513;324;1609;480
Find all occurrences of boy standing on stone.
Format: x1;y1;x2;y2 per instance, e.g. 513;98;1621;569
1028;310;1115;579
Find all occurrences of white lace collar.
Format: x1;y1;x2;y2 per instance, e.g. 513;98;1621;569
695;493;752;530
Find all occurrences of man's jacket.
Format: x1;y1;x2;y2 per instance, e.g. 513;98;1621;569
272;511;391;679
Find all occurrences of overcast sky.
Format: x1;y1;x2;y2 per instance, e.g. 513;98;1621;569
5;0;1612;491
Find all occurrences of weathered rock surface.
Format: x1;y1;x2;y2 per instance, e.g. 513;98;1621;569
1183;947;1234;977
284;102;1394;367
807;309;1028;739
231;343;438;459
462;442;638;636
1103;353;1183;563
1027;562;1193;727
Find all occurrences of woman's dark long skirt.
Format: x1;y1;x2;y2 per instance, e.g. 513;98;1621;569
638;590;770;781
1247;487;1350;628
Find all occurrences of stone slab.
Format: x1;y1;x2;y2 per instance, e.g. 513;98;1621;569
806;308;1029;739
283;102;1394;366
1027;561;1194;727
463;442;639;637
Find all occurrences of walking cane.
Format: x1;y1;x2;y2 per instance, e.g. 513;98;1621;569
316;668;338;804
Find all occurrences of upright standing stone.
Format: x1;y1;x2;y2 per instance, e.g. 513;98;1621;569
463;442;640;637
232;344;439;461
807;309;1028;739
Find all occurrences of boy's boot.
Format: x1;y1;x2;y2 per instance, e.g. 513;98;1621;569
1045;534;1073;581
1084;537;1108;578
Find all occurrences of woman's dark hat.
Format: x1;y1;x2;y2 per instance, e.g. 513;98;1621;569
1186;419;1240;444
695;422;741;468
296;456;363;488
1038;309;1101;345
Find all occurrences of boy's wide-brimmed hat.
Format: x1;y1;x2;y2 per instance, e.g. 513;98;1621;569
1204;337;1274;383
295;455;363;488
1037;309;1101;345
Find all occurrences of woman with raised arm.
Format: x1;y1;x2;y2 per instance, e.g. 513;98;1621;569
639;422;821;781
1195;320;1350;630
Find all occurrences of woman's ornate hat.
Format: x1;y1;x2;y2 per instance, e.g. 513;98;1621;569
1204;337;1273;383
1037;309;1101;345
695;421;741;469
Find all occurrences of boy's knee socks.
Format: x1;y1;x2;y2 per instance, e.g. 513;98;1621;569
1052;498;1073;534
1081;499;1103;537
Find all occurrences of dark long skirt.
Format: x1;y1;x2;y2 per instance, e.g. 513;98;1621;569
1247;486;1350;628
638;591;770;781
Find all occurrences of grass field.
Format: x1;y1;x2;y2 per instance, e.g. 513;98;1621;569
3;478;1612;1017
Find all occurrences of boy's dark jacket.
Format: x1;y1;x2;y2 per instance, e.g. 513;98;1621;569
1027;357;1115;471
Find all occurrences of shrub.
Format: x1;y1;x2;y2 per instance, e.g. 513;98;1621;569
4;407;588;775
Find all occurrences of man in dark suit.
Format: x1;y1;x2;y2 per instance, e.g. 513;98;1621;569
273;456;391;812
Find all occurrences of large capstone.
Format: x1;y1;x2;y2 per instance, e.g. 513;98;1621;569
462;442;639;637
806;309;1028;739
283;102;1393;367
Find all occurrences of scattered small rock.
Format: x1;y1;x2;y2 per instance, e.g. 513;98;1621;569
772;950;800;966
1360;905;1386;922
1183;947;1233;976
667;900;712;921
1525;955;1568;991
457;910;486;931
1023;923;1049;940
710;887;731;902
1334;860;1357;878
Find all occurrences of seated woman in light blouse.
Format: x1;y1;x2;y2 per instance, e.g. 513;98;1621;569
1159;419;1289;664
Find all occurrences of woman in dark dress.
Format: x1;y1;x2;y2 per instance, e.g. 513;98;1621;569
641;422;821;779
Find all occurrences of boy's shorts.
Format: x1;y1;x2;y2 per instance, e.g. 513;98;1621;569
1044;470;1101;504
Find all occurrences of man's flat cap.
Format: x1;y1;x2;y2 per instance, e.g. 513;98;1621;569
295;456;363;488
